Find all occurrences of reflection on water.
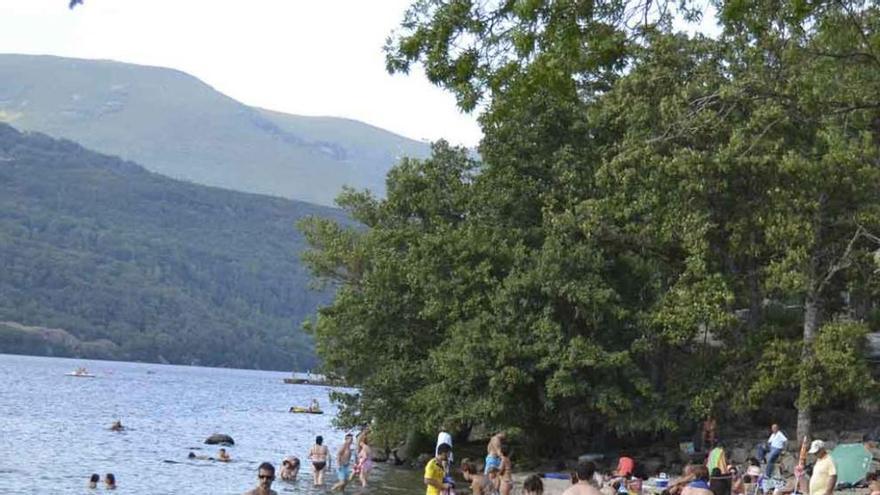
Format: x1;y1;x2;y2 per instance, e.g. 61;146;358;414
0;354;422;494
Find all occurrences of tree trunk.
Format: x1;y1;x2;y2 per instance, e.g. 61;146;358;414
796;296;820;442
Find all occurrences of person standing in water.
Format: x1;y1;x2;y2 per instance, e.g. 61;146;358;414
355;434;373;487
425;444;454;495
332;433;354;491
309;435;330;486
244;462;278;495
499;444;514;495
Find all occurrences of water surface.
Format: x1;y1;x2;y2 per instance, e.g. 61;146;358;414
0;354;421;494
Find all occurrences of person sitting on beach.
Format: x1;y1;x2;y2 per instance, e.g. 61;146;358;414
681;466;713;495
218;448;231;462
331;433;353;491
523;474;544;495
461;459;498;495
88;473;99;489
309;435;330;486
562;461;602;495
244;462;278;495
110;420;124;432
425;443;454;495
104;473;117;490
280;456;300;481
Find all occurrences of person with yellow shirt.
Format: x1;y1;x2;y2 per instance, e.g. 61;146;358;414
808;440;837;495
425;443;453;495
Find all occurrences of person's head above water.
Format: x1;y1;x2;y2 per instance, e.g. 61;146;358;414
88;473;99;488
315;435;323;445
105;473;116;489
188;452;196;459
257;462;275;490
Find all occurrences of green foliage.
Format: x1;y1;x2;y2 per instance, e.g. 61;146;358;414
0;123;343;370
303;0;880;446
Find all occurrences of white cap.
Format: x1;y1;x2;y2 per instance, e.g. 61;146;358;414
808;439;825;454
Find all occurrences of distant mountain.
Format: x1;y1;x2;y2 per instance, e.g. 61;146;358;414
0;54;430;206
0;123;344;370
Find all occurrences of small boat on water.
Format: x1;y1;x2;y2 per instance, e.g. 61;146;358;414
282;371;329;386
289;406;323;414
65;367;96;378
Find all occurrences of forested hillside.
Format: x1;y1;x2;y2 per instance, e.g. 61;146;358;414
0;54;430;206
0;123;343;370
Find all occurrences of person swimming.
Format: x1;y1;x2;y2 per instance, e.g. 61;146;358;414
88;473;99;489
218;448;231;462
109;420;124;432
104;473;117;490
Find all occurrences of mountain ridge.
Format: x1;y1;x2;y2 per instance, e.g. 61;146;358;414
0;53;430;206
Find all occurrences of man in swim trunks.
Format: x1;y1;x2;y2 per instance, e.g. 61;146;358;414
309;435;330;486
244;462;278;495
280;457;300;481
332;433;354;491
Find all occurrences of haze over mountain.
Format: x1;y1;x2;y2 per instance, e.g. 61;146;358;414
0;123;343;370
0;54;431;206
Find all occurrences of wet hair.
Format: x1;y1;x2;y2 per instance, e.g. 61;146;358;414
576;461;596;482
188;452;196;459
89;473;100;483
524;474;544;494
219;448;226;453
460;459;478;474
437;443;452;455
258;462;275;474
316;435;323;445
692;465;710;482
105;473;116;485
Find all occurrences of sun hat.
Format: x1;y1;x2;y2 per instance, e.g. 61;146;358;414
808;440;825;454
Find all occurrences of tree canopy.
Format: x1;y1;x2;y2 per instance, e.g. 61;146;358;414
303;0;880;449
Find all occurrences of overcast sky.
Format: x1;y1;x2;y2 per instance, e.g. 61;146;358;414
0;0;484;147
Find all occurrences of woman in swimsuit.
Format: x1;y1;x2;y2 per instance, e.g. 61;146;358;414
499;444;513;495
308;435;330;486
355;436;373;487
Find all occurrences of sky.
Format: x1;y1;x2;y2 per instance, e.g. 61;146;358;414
0;0;484;147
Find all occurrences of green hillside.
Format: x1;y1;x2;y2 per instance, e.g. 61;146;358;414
0;123;344;370
0;54;430;206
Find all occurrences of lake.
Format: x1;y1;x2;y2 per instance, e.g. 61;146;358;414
0;354;421;494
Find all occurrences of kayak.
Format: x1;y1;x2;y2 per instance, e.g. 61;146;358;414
289;407;323;414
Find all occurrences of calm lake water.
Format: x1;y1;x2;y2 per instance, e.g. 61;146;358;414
0;354;421;494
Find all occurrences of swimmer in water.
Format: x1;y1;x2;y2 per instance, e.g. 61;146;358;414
88;473;99;489
110;420;124;432
280;456;300;481
218;448;231;462
104;473;117;490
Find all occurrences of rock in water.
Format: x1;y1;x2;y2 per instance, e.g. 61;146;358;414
205;433;235;446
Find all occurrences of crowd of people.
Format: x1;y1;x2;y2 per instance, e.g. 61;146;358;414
240;428;374;494
414;422;880;495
